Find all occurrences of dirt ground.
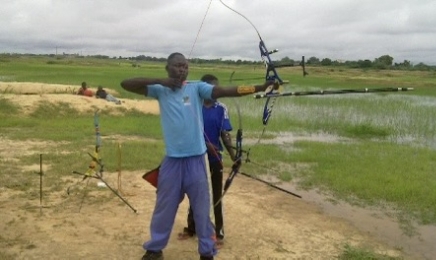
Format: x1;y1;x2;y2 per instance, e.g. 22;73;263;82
0;82;413;260
0;82;160;115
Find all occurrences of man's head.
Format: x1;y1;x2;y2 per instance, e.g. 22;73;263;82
166;52;188;81
201;74;219;105
201;74;218;86
81;82;87;89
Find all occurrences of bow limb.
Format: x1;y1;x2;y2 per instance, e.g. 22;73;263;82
259;40;283;125
218;0;262;39
218;0;288;140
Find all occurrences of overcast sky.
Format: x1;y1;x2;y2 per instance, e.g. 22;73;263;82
1;0;436;65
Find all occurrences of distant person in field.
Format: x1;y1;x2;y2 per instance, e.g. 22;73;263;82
77;82;93;97
96;86;122;104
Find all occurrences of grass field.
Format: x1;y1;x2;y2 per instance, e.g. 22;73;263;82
1;55;436;259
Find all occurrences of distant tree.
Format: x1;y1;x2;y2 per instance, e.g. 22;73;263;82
331;60;343;66
92;55;109;59
358;59;372;68
321;58;332;66
414;62;430;71
280;56;295;64
374;55;393;67
402;60;411;67
307;56;320;65
136;55;147;61
343;60;358;68
394;60;412;70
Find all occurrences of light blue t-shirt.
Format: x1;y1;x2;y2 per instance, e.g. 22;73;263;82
147;81;213;157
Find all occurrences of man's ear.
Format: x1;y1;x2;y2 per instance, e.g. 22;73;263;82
165;65;169;71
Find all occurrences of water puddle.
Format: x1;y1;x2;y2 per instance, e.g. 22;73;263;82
245;131;352;145
243;131;436;259
257;174;436;260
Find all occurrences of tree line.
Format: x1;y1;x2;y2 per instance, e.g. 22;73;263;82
2;52;435;71
130;54;435;71
302;55;434;71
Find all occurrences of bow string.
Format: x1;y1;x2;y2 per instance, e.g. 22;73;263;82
215;0;280;199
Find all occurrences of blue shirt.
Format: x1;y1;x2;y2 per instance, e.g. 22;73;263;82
147;81;213;157
203;101;232;163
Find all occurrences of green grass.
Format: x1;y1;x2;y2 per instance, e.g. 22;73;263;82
0;97;20;114
289;141;436;225
338;244;403;260
2;55;435;97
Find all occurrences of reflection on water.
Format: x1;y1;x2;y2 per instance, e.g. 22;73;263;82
245;131;352;145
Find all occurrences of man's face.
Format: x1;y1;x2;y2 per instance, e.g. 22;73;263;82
166;55;188;80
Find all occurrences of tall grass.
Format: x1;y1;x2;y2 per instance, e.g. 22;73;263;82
222;92;436;148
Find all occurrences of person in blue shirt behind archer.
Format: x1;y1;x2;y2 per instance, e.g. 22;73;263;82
177;74;236;249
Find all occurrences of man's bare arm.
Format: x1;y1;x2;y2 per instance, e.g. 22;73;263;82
221;131;236;161
120;78;184;95
211;80;276;99
121;78;157;95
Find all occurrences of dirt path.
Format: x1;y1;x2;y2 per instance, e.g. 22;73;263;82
0;171;405;260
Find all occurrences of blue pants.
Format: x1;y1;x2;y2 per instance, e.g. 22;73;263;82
143;154;217;257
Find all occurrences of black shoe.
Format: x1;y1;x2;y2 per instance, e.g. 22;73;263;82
199;256;213;260
142;250;163;260
177;227;196;240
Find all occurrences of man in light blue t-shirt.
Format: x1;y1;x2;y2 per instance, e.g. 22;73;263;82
121;52;275;260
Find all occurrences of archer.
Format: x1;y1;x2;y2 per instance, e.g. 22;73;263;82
121;52;276;260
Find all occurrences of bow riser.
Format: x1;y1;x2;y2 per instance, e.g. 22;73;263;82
218;110;243;203
259;40;284;84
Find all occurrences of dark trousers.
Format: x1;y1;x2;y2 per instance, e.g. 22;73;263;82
186;160;224;239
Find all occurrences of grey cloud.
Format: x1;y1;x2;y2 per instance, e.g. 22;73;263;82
1;0;435;64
